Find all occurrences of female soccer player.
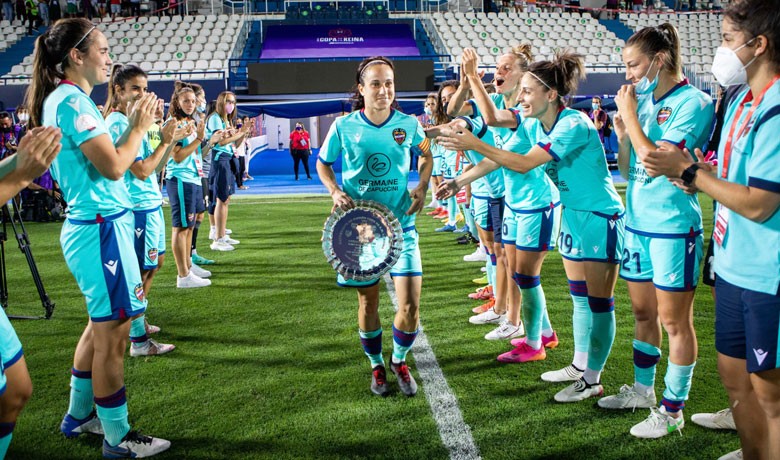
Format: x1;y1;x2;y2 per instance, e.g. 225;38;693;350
316;56;432;397
438;51;625;403
25;18;170;457
641;0;780;456
189;83;217;266
104;64;190;356
422;93;441;210
0;126;61;459
207;91;249;252
595;24;714;439
165;82;212;288
434;81;461;233
437;45;561;356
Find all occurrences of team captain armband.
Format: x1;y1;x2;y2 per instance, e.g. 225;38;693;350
416;137;431;155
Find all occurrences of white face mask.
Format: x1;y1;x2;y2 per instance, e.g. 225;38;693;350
711;38;757;87
424;107;432;116
635;57;660;95
17;113;28;123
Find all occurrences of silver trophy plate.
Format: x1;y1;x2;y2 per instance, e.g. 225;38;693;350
322;200;404;281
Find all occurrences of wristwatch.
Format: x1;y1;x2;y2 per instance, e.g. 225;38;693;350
681;164;701;186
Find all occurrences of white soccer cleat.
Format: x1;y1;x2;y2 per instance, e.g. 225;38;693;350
189;263;211;278
469;308;505;325
630;406;684;439
691;408;736;430
463;246;487;262
225;228;233;235
176;272;211;288
541;364;584;383
223;236;240;245
102;431;171;458
210;239;235;252
597;384;657;411
718;449;743;460
130;339;176;357
554;378;604;403
484;320;524;340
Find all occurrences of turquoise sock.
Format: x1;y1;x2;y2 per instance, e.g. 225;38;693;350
391;325;418;363
463;204;476;235
95;387;131;447
633;339;661;389
358;328;384;368
129;315;147;345
485;248;495;287
0;423;14;459
516;275;544;342
571;295;591;353
586;297;616;372
447;196;457;225
662;361;697;413
68;369;94;420
541;305;552;333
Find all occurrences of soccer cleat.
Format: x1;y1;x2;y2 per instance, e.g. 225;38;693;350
512;332;559;349
176;272;211;289
435;224;458;232
208;228;216;240
424;201;437;209
426;207;443;216
464;246;487;262
225;228;233;235
191;253;215;265
472;276;489;285
189;263;211;278
130;339;176;357
433;210;449;219
61;411;104;438
469;307;505;325
541;364;584;383
370;365;390;397
455;213;464;224
453;225;469;234
597;384;657;410
718;449;743;460
554;378;604;403
144;322;160;335
498;339;547;363
691;408;736;430
486;320;525;341
630;406;684;439
223;236;240;245
210;239;235;252
102;430;171;458
390;361;418;397
468;285;493;300
472;297;496;314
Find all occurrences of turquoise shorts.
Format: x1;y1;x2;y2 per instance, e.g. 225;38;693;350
133;206;166;271
620;228;704;291
62;209;148;322
432;156;442;177
471;195;491;231
558;207;625;264
0;308;23;396
503;203;561;252
338;228;422;288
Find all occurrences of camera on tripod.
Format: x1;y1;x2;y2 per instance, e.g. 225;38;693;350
0;199;55;319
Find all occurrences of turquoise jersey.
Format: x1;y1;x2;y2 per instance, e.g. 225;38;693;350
440;144;459;179
105;112;163;211
627;81;713;234
468;93;514;146
165;118;202;185
501;108;560;211
714;82;780;295
318;109;425;229
529;108;623;214
459;116;505;199
44;83;133;220
206;113;233;161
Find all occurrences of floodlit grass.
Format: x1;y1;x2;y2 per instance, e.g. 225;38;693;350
4;194;739;459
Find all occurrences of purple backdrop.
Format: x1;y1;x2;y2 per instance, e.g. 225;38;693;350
260;24;421;59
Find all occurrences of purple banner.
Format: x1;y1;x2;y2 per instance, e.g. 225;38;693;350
260;24;421;59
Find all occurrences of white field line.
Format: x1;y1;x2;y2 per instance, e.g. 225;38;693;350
382;274;481;460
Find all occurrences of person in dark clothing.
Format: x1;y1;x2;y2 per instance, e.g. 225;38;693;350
288;122;311;180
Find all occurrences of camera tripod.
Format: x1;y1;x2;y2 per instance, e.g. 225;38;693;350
0;199;55;319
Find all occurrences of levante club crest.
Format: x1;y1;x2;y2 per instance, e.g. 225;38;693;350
392;128;406;145
657;107;672;125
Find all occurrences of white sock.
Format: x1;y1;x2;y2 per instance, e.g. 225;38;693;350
542;328;554;338
634;382;654;395
583;368;601;385
526;338;542;350
573;351;588;370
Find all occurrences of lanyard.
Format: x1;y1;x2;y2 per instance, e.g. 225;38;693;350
721;76;780;179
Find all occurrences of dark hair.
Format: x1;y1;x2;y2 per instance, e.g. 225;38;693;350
626;23;682;77
103;64;147;118
725;0;780;68
434;79;459;125
168;81;197;120
350;56;399;112
24;18;96;128
0;111;10;120
527;50;585;104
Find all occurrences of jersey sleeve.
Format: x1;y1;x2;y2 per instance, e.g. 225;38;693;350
457;116;489;139
106;116;128;145
56;94;107;147
537;112;589;162
747;104;780;193
660;95;714;150
317;120;343;166
205;114;222;139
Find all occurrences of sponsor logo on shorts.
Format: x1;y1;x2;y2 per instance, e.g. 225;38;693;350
754;348;768;366
104;260;118;276
668;273;677;282
656;107;672;125
187;213;195;222
688;241;695;254
134;283;146;302
135;228;144;238
148;248;158;262
392;128;407;145
592;245;600;254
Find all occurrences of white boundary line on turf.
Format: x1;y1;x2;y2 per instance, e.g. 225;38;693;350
382;273;481;460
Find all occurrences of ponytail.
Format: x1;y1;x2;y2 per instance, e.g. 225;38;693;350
626;23;683;78
527;49;585;106
508;43;534;72
24;18;95;128
103;64;147;118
